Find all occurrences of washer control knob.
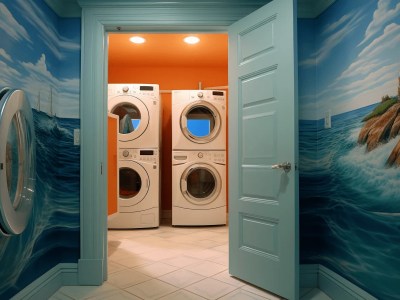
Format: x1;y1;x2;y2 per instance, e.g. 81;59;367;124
198;152;204;158
122;150;130;157
197;92;204;98
122;86;129;93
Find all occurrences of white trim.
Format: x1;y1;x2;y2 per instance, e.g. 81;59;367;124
11;264;78;300
300;264;377;300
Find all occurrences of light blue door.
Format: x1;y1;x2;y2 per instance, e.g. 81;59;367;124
228;0;298;299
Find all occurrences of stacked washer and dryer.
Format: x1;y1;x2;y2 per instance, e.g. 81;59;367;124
107;84;161;229
171;90;227;226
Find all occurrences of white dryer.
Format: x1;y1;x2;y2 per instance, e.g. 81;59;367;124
108;148;160;229
172;90;226;151
108;83;161;149
172;150;226;226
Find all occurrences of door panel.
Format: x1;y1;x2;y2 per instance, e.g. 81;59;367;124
228;0;298;299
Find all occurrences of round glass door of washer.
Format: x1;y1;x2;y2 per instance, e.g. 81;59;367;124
118;160;149;207
0;89;36;236
180;102;221;144
109;96;149;143
181;163;221;205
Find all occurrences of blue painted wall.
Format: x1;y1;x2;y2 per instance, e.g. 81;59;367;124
299;1;400;299
0;0;80;297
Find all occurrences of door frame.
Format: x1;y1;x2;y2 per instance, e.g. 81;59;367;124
78;1;295;286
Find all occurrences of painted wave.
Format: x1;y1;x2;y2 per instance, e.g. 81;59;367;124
299;104;400;300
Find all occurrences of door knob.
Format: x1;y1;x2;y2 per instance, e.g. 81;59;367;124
272;162;291;173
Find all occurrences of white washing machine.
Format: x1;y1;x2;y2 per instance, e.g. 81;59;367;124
172;150;226;226
108;148;160;229
172;90;226;151
0;88;36;236
108;83;161;149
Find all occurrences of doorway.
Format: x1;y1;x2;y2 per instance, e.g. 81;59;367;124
79;1;297;299
107;33;229;222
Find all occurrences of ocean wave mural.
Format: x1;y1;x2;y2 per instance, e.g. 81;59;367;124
0;0;80;298
299;1;400;299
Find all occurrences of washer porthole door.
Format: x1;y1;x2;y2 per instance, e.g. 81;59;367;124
0;89;36;236
109;95;150;143
119;160;149;207
180;101;221;144
181;163;221;205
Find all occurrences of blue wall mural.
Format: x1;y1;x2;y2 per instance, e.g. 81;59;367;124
299;1;400;299
0;0;80;297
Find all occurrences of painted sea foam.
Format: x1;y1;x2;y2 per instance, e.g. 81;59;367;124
0;111;80;299
300;104;400;300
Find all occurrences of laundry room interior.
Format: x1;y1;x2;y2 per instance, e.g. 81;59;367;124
1;0;400;299
107;33;230;227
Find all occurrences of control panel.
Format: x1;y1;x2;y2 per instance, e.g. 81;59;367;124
119;148;159;163
108;84;160;100
189;90;225;102
173;151;226;164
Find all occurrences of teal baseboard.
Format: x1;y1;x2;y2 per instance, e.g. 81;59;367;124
11;263;78;300
300;264;377;300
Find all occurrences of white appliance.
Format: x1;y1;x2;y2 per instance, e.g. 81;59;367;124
0;88;36;236
108;83;161;149
108;148;160;229
172;90;226;151
172;150;226;226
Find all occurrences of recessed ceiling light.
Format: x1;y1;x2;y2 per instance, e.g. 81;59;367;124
184;36;200;44
129;36;146;44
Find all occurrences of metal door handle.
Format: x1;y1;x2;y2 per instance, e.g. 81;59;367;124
272;162;291;173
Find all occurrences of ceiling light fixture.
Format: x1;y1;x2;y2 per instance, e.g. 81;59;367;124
129;36;146;44
184;36;200;44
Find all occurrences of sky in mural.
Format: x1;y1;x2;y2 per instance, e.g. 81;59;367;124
299;0;400;120
0;0;80;118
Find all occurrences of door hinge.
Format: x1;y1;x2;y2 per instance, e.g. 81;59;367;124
101;163;103;175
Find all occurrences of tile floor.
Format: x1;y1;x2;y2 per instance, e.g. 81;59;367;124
51;219;331;300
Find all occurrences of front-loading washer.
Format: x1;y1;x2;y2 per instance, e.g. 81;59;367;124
108;148;160;229
172;150;226;226
108;83;161;149
0;88;36;236
172;90;226;151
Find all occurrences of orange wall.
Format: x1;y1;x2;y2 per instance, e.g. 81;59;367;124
109;66;228;211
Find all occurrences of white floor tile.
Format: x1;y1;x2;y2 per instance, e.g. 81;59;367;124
87;289;142;299
211;270;246;288
133;262;178;278
212;244;229;253
161;255;201;268
113;255;154;268
158;289;207;300
185;278;237;300
219;289;270;300
124;278;178;300
208;253;229;266
184;260;227;277
158;269;205;288
139;249;181;261
241;285;282;300
107;269;152;289
108;261;128;274
184;248;224;260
